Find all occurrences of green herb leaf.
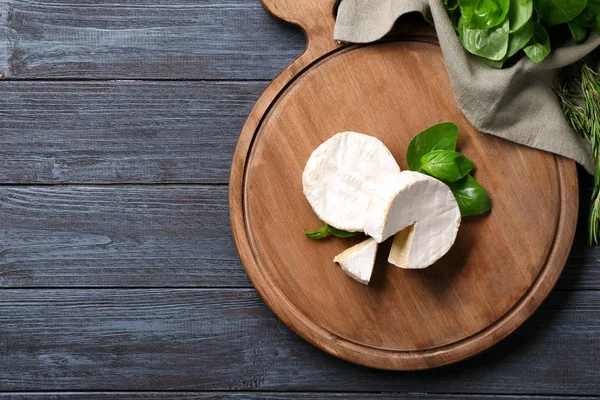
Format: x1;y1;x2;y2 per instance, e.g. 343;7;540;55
459;17;510;61
303;225;357;240
508;0;533;32
483;58;506;68
588;0;600;13
534;0;587;25
458;0;510;29
481;20;534;68
524;22;551;63
445;0;462;27
444;0;460;11
449;175;492;216
406;122;459;171
566;8;595;43
419;150;475;183
328;226;358;238
591;14;600;34
303;226;330;240
568;20;590;43
573;7;596;25
507;20;535;57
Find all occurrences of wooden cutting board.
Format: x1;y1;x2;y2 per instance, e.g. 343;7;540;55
229;0;578;370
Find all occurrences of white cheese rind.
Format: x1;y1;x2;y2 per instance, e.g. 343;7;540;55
302;132;401;232
365;170;461;269
333;238;378;285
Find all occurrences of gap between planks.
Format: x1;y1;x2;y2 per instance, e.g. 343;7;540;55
0;287;597;291
0;390;597;398
0;183;230;187
0;78;273;82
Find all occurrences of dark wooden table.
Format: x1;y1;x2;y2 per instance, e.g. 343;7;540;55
0;1;598;398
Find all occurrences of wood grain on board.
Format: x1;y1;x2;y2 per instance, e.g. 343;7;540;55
231;0;579;370
0;289;598;393
0;0;598;395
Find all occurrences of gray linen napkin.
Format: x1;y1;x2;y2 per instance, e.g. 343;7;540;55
334;0;600;173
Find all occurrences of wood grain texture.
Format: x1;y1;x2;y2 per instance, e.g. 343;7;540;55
0;289;598;393
0;394;597;400
0;0;596;393
563;176;600;289
0;81;266;184
0;0;305;79
231;31;579;368
0;186;248;288
0;184;596;289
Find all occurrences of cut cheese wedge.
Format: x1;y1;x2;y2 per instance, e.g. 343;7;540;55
333;238;378;285
302;132;401;232
364;170;461;269
388;225;416;268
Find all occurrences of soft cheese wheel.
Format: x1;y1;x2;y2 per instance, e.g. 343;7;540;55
364;170;461;269
334;238;378;285
302;132;401;231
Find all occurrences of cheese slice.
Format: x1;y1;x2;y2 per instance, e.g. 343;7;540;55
333;238;378;285
302;132;401;232
364;170;461;269
388;225;415;268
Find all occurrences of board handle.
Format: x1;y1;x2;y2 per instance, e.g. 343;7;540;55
261;0;341;61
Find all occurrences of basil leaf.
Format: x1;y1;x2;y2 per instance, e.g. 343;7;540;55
444;0;462;27
588;0;600;13
568;20;590;43
535;0;587;25
572;7;596;25
304;226;330;240
482;20;533;68
449;175;492;216
593;14;600;34
444;0;460;11
459;17;510;60
406;122;459;171
483;58;506;68
459;0;510;29
566;8;595;43
524;22;551;63
507;19;535;57
419;150;475;183
303;225;357;240
508;0;533;32
328;226;358;238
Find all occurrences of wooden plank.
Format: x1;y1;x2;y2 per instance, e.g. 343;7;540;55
0;186;248;287
0;81;264;184
230;31;580;369
0;185;598;289
0;0;305;79
0;393;596;399
562;178;600;290
0;289;598;393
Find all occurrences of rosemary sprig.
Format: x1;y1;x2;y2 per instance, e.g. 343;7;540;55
557;62;600;246
580;64;600;246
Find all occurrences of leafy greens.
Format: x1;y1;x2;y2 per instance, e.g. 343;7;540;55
446;0;599;67
407;122;491;216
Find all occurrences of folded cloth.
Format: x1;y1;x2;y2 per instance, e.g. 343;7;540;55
334;0;600;173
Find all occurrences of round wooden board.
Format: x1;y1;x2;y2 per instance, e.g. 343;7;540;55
229;0;578;370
